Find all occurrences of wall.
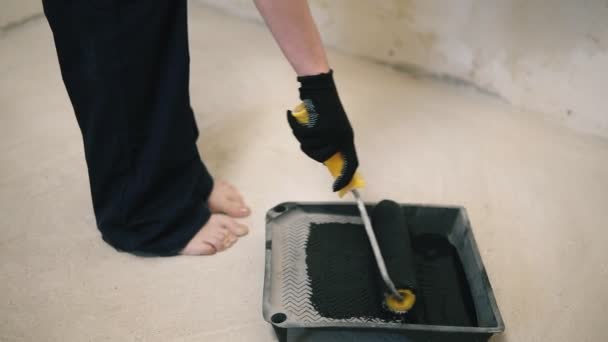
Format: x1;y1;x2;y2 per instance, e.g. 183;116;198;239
3;0;606;137
0;0;42;29
198;0;608;138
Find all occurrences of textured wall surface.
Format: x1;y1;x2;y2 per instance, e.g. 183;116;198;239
198;0;608;138
4;0;607;137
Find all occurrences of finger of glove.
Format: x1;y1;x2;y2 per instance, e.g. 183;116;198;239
300;143;340;163
332;144;360;192
286;110;317;131
287;110;328;141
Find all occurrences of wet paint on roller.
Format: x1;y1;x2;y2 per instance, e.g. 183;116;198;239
305;220;478;325
372;200;417;308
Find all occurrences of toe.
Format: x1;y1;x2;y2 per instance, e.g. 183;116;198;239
224;232;238;248
226;190;243;202
225;189;249;212
198;242;217;255
181;241;216;256
222;217;249;237
206;235;226;252
232;199;251;217
222;198;250;218
209;180;251;218
212;229;227;240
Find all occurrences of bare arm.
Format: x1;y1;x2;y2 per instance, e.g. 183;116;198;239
255;0;359;192
253;0;330;76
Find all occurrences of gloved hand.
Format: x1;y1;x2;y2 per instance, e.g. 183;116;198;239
287;70;359;192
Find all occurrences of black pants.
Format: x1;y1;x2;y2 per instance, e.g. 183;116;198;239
43;0;213;255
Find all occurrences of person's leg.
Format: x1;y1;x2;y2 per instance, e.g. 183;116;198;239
43;0;247;256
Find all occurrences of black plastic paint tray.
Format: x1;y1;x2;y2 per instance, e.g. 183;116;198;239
262;202;504;342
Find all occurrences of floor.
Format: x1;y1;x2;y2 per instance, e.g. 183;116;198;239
1;3;608;342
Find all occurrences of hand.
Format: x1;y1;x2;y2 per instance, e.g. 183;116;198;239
287;70;359;192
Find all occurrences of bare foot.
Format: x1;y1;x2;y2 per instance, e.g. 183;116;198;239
208;180;251;218
181;214;249;255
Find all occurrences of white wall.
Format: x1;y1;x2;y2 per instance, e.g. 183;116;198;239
3;0;606;137
198;0;608;138
0;0;42;28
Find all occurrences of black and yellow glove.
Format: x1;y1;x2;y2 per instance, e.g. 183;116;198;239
287;70;359;193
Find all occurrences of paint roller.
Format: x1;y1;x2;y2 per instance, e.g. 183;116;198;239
372;199;417;313
291;104;417;314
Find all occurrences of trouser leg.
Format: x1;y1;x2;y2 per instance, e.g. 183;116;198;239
43;0;213;255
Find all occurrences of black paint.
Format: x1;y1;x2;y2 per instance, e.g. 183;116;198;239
305;210;478;326
409;234;478;326
372;200;417;294
306;222;384;320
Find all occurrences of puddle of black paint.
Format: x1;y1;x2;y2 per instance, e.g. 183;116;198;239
306;223;478;326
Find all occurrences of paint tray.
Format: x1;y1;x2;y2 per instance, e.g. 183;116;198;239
262;202;504;342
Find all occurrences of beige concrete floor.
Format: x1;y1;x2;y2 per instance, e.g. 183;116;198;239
2;3;608;342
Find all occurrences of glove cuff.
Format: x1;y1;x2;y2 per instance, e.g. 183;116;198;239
297;69;336;90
